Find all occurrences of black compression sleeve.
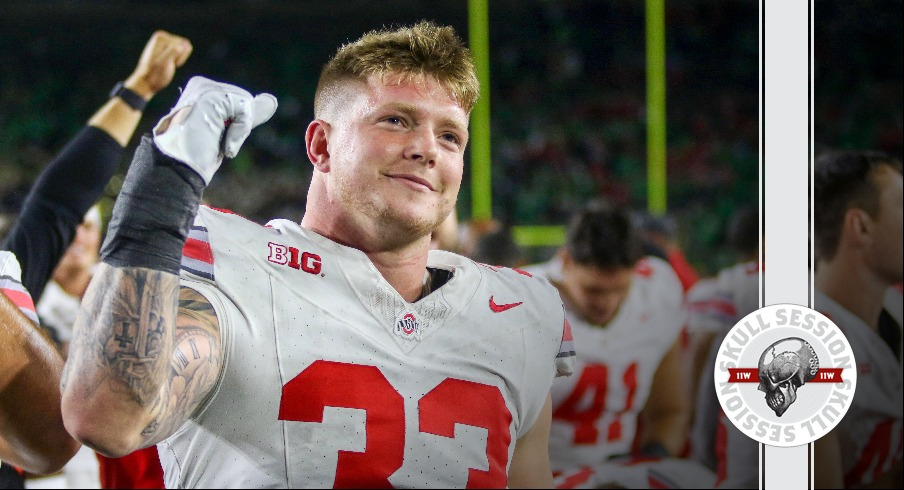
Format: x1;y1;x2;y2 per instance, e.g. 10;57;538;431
1;126;122;300
30;126;123;213
100;135;205;274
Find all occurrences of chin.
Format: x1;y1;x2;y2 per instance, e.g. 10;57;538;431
388;206;445;232
375;212;439;242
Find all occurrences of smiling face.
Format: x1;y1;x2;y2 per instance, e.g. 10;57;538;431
305;72;469;250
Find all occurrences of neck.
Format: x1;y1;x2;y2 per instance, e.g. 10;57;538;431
368;245;431;302
815;254;887;331
302;215;433;304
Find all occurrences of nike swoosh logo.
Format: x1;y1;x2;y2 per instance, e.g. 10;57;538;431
489;296;523;313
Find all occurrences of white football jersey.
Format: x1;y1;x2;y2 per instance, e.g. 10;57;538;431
815;290;903;487
526;256;686;470
884;286;903;360
686;261;760;337
0;250;39;325
686;261;761;487
160;207;574;488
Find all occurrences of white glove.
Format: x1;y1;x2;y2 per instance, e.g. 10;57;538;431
153;76;278;185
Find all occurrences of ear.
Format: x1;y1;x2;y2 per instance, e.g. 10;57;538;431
843;208;873;247
305;119;331;172
558;248;574;271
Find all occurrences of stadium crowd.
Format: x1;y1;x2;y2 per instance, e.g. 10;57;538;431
1;1;900;489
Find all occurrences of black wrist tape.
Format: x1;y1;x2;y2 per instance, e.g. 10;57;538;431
100;135;206;274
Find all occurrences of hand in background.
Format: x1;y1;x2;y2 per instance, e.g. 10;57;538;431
124;30;193;100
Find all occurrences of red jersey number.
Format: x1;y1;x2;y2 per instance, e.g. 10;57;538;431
279;360;512;488
552;362;638;445
845;418;904;487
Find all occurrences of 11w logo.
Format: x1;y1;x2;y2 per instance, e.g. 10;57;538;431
268;242;322;275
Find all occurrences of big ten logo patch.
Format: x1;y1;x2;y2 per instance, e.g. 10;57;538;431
714;304;857;447
268;242;322;275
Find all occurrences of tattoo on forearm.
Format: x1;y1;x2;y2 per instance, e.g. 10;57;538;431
92;269;179;405
139;288;222;440
70;265;221;444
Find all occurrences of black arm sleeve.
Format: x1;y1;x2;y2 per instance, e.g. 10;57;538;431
1;126;123;300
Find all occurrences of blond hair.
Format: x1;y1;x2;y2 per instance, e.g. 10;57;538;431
314;21;479;116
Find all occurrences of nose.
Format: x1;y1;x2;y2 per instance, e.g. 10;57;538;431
404;126;439;167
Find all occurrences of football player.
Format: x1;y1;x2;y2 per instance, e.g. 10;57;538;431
61;22;574;488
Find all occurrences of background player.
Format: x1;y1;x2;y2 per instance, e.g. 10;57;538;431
812;150;902;489
685;204;761;488
61;22;573;488
526;199;691;472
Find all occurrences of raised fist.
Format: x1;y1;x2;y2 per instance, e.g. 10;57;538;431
124;30;193;101
153;76;278;185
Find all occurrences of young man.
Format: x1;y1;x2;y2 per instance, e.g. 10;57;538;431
526;199;691;472
812;150;902;489
61;22;573;488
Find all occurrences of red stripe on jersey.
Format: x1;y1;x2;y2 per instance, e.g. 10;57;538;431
2;288;36;313
183;237;214;265
689;297;737;318
648;474;671;489
635;259;653;277
206;205;237;215
555;467;594;489
563;318;573;341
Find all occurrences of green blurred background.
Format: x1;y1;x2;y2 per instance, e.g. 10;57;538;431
1;0;900;275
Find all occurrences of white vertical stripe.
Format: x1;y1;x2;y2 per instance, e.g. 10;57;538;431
762;0;812;489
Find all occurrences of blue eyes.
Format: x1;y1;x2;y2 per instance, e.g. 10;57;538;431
380;117;462;147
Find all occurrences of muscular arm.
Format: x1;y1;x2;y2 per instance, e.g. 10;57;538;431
61;265;222;457
508;394;555;489
638;338;692;456
0;292;80;474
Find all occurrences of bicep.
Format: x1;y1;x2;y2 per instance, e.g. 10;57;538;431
508;394;554;489
140;286;223;445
